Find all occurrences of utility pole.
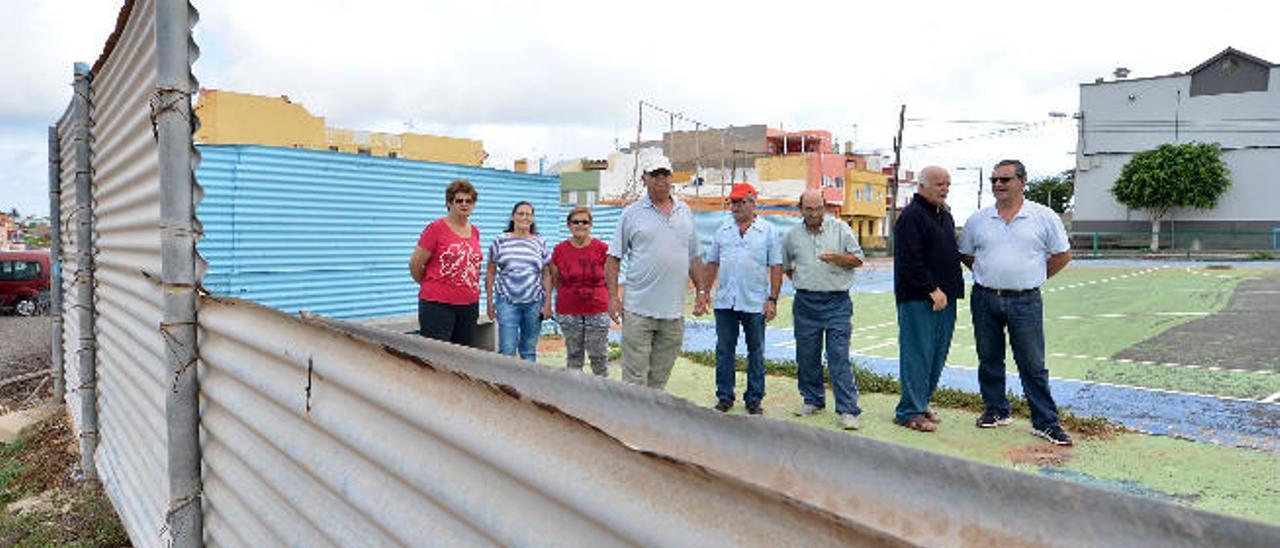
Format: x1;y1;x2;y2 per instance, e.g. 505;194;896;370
630;100;643;200
977;167;984;209
888;105;905;255
958;166;984;210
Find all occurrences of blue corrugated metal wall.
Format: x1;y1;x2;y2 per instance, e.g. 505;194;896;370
198;145;575;318
196;145;809;319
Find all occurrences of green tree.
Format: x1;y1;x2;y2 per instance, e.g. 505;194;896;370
1025;169;1074;213
1111;142;1230;251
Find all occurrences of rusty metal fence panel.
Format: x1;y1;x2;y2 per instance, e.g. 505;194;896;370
88;0;169;543
196;297;894;547
189;298;1280;547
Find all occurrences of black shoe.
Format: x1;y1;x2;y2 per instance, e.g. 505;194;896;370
976;410;1012;428
746;403;763;415
714;400;733;412
1032;425;1074;446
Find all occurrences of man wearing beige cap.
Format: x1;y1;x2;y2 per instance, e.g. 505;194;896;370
704;183;782;414
606;155;709;389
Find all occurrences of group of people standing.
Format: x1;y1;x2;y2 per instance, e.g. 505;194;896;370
408;156;1074;447
408;179;612;374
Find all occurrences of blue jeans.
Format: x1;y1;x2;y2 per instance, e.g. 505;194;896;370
895;300;956;423
970;287;1060;429
714;309;766;406
793;290;860;415
495;296;543;362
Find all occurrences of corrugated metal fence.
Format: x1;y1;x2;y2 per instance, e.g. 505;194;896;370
89;0;170;540
48;1;1280;546
192;144;808;321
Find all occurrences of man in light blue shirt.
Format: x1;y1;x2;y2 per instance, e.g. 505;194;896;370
606;156;709;389
782;189;865;430
959;159;1074;446
704;183;782;415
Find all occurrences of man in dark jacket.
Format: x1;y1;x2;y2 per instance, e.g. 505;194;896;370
893;166;964;432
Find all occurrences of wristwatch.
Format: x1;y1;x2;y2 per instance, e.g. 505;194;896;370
767;295;778;303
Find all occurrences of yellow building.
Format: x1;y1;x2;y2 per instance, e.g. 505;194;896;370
755;154;808;181
842;168;888;248
194;89;487;166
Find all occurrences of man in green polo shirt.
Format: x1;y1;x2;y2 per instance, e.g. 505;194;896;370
782;189;865;430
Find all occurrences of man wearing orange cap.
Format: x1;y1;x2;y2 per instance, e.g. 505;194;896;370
704;183;782;414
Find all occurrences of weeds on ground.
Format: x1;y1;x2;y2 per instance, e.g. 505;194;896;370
677;349;1123;440
0;413;128;546
1248;251;1274;261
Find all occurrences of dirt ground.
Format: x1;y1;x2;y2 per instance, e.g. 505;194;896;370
1115;275;1280;372
0;316;54;413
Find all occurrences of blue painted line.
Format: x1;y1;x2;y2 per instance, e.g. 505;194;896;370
614;320;1280;453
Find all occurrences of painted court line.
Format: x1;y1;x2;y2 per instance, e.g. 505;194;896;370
1046;351;1269;375
852;340;898;353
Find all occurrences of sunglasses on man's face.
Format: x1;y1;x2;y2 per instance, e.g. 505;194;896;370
646;169;672;177
989;176;1017;184
452;197;475;205
569;219;591;226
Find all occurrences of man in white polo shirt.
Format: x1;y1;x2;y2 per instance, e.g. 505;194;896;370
606;155;709;389
959;159;1074;446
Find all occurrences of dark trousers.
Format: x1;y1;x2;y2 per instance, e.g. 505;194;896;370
793;290;860;415
895;300;956;422
714;309;766;406
419;299;479;347
970;287;1060;429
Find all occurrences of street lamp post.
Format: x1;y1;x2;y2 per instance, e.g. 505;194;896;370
956;166;984;210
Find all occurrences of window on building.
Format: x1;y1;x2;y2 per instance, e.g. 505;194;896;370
585;190;597;205
835;177;844;188
328;146;339;152
388;151;398;159
822;175;831;187
357;147;371;156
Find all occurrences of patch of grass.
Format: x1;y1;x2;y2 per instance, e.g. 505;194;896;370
677;349;1122;439
0;415;75;505
1248;251;1274;261
0;488;129;547
0;412;128;547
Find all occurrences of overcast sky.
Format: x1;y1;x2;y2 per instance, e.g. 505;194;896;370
2;0;1277;220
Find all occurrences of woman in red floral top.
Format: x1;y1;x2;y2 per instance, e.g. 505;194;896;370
409;179;483;346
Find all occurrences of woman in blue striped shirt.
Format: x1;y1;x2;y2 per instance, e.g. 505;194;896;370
485;201;552;361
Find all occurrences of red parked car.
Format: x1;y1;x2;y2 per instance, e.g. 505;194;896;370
0;250;51;316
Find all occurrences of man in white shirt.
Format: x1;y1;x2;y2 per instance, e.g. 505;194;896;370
959;159;1074;446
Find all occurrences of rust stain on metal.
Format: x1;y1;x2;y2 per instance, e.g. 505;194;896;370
379;344;437;372
957;523;1042;548
528;399;616;440
495;383;521;399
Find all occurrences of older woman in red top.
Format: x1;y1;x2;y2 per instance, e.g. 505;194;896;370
409;179;483;346
544;206;611;376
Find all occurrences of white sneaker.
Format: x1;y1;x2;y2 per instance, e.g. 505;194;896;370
792;403;821;417
840;413;860;430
